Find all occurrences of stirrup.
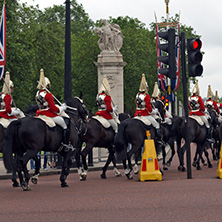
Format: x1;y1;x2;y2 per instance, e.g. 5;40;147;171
206;138;215;143
62;143;76;152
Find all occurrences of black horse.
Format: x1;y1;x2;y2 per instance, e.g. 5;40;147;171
76;113;129;180
192;108;219;167
171;115;212;171
0;105;40;187
114;116;161;179
2;97;88;190
153;100;182;170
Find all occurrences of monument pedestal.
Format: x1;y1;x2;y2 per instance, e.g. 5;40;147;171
95;51;126;113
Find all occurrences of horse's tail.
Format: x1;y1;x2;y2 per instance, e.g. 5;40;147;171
171;117;183;138
114;121;128;161
2;120;21;171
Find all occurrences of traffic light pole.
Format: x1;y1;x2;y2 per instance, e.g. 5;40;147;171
181;32;192;179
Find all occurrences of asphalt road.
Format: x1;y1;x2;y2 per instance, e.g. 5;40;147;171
0;145;222;222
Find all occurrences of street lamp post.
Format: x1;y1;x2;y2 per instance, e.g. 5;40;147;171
64;0;72;100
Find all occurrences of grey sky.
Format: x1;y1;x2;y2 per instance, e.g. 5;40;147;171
19;0;222;98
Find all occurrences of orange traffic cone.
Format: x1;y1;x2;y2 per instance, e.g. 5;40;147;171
138;131;162;181
216;143;222;178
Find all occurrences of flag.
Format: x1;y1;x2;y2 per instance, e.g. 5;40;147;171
0;3;6;81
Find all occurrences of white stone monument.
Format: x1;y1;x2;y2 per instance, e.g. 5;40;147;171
94;19;126;113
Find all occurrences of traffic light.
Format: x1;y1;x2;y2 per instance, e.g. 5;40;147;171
187;38;203;77
157;28;176;79
165;99;169;110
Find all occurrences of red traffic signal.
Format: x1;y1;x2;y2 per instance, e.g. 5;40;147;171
189;39;202;50
187;38;203;77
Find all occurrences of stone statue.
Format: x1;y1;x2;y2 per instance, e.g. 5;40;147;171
95;19;123;51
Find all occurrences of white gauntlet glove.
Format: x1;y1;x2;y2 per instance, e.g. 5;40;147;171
113;105;118;113
9;108;20;116
58;103;67;114
151;108;158;114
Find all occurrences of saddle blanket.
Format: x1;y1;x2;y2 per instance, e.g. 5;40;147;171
92;115;110;128
36;115;56;128
189;115;204;126
134;116;151;126
0;118;10;128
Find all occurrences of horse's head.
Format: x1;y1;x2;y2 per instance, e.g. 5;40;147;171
66;97;89;122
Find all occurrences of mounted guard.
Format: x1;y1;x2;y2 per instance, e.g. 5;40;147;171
205;85;220;115
0;72;23;127
134;74;163;143
188;81;213;142
35;69;73;151
95;75;119;133
151;82;172;125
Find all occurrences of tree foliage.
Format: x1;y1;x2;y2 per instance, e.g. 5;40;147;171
0;1;200;115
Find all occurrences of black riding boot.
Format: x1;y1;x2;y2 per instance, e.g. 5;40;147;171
156;128;164;145
62;118;73;151
206;128;215;143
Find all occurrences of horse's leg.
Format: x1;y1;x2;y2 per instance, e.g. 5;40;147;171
18;154;32;191
192;148;198;168
162;144;167;170
124;147;136;180
31;155;40;185
80;144;93;181
133;148;141;174
11;170;20;187
204;148;213;168
100;148;114;179
166;138;175;167
195;143;204;170
177;139;186;172
75;143;85;180
109;147;121;177
59;150;72;187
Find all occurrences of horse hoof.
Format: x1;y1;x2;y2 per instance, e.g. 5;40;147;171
21;183;31;191
116;173;122;177
12;182;20;187
126;174;133;180
178;166;186;172
163;167;168;170
100;173;107;179
80;175;86;181
208;164;213;168
196;166;202;170
192;162;197;167
166;161;171;167
61;182;69;187
31;178;38;185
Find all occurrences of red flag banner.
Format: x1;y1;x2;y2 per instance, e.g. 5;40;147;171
0;3;6;80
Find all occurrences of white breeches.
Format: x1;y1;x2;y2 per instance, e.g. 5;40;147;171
107;119;118;133
51;116;67;129
144;115;160;129
165;117;172;125
199;115;210;128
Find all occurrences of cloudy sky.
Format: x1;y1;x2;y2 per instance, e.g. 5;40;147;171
19;0;222;98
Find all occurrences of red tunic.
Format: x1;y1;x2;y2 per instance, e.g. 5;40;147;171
95;93;113;120
134;93;153;117
0;94;17;119
36;91;60;117
188;95;205;116
206;99;220;114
